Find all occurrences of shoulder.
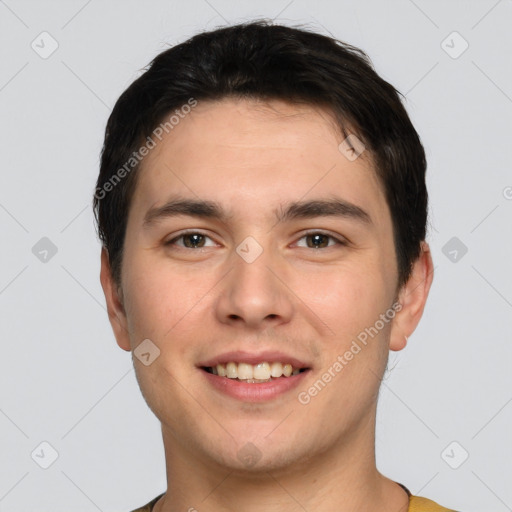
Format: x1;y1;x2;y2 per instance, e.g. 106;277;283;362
409;494;460;512
399;482;459;512
128;493;164;512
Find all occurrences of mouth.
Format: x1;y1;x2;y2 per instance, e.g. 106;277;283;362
201;361;309;383
198;354;312;402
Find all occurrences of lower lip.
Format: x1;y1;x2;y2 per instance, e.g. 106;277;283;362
200;368;310;402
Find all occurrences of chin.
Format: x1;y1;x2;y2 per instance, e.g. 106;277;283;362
200;430;314;475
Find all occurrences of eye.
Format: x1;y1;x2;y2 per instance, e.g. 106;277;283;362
165;231;217;249
164;230;347;250
295;231;347;249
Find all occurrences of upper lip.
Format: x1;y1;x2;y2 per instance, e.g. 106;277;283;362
198;350;311;369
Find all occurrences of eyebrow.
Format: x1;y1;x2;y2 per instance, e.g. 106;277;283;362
143;196;373;227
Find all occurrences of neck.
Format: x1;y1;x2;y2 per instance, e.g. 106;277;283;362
154;411;409;512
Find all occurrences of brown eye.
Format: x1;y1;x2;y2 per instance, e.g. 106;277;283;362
296;231;346;249
306;233;330;249
166;232;215;249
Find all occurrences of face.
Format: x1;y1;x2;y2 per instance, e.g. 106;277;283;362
102;98;427;473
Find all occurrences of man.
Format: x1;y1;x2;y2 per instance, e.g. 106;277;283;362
94;20;458;512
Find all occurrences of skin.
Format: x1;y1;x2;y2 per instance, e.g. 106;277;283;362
100;98;434;512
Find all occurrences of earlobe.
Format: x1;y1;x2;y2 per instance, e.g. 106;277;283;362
389;241;434;352
99;248;132;352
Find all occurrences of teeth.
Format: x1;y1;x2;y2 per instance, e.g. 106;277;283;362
270;362;283;378
237;363;253;380
283;364;293;377
212;362;304;380
253;362;270;380
226;362;237;378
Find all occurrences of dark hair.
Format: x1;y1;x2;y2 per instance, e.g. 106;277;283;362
93;20;428;292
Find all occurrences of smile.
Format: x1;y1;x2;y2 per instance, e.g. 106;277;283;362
203;361;306;383
200;363;311;402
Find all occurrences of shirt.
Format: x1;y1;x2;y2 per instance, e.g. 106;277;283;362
129;482;459;511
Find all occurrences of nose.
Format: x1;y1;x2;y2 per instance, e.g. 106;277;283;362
214;244;294;330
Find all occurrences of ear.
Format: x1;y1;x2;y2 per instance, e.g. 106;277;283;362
100;248;131;351
389;241;434;351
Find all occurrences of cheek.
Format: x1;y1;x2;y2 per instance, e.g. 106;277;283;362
121;249;216;353
120;258;204;416
298;262;391;345
121;248;180;343
302;267;393;421
122;275;167;341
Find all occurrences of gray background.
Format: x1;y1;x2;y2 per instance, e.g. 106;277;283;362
1;1;511;511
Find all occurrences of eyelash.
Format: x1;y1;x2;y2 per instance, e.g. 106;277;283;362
165;230;348;250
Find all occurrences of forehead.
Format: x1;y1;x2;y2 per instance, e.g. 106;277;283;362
150;98;360;162
129;98;389;228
